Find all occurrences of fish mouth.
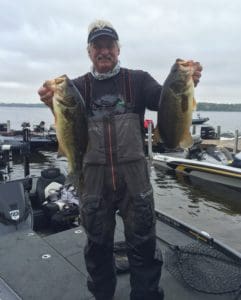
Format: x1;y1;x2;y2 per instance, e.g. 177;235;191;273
44;75;67;89
176;60;199;77
55;77;66;84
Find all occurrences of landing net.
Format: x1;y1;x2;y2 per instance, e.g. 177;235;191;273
165;241;241;298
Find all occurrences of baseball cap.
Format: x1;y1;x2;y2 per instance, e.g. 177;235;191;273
88;26;119;43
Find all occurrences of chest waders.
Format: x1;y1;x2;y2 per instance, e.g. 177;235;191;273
80;69;163;300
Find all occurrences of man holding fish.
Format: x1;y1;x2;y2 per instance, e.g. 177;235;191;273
38;19;202;300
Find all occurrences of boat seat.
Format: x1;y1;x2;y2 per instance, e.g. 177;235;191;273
34;168;65;208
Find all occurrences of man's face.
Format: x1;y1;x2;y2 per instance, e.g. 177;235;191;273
88;36;120;73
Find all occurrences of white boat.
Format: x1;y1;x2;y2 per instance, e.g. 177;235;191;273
153;153;241;192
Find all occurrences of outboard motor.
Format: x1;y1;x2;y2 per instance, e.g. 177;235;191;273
201;125;217;139
0;178;33;235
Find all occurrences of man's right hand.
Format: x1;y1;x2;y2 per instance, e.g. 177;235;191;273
38;85;54;109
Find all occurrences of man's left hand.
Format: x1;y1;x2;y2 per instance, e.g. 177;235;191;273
192;61;203;87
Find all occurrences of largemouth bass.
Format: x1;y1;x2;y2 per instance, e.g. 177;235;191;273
44;75;88;192
158;59;197;149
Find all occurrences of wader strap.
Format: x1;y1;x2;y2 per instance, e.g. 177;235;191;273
122;68;133;105
84;73;92;111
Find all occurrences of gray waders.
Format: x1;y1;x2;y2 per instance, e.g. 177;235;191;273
79;71;163;300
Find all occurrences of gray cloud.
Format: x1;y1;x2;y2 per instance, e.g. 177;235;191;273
0;0;241;103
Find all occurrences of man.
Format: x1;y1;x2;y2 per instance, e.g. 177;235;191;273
38;20;202;300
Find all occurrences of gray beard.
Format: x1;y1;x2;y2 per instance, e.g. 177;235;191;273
91;60;121;80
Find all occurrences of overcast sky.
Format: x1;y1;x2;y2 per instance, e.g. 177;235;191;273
1;0;241;104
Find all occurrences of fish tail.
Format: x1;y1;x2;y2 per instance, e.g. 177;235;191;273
65;170;84;197
180;131;193;148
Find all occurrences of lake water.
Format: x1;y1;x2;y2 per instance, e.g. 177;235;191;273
1;107;240;133
1;106;241;252
1;106;54;130
146;110;241;134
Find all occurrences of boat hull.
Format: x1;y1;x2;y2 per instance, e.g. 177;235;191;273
153;154;241;192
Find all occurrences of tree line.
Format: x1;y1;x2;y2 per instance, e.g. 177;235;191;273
0;103;44;107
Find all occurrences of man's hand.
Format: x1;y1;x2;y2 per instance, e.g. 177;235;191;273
174;59;203;87
192;61;202;87
38;85;54;109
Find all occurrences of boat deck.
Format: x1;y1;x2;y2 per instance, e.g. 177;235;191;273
1;213;240;300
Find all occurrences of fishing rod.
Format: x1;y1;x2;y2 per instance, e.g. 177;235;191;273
21;124;31;177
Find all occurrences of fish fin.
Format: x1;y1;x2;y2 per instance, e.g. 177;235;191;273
57;145;66;157
65;171;83;197
192;97;197;111
180;131;193;149
153;127;162;145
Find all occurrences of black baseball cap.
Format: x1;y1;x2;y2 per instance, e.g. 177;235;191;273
88;26;119;43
